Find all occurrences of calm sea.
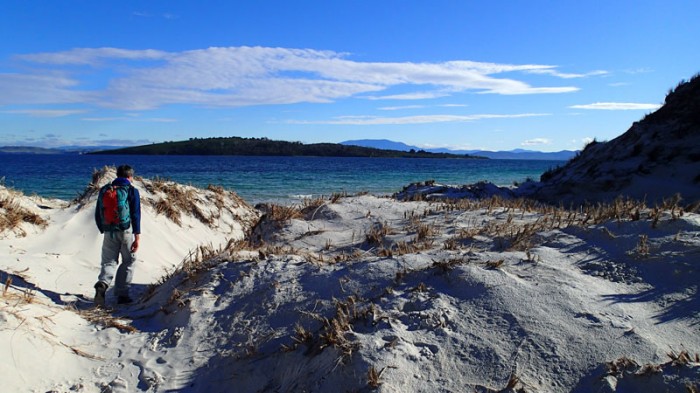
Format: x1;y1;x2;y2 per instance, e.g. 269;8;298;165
0;154;561;205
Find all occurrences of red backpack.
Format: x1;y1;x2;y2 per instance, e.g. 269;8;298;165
98;184;131;231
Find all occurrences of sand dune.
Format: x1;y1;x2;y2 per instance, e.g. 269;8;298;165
1;170;698;392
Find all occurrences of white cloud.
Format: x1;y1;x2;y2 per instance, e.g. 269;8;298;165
377;103;468;110
378;105;426;111
81;116;177;122
521;138;552;146
569;102;661;110
525;69;609;79
4;46;584;111
288;113;548;125
439;104;469;108
365;92;451;100
3;109;87;117
17;47;168;65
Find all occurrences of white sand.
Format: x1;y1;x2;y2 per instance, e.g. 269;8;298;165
1;174;698;392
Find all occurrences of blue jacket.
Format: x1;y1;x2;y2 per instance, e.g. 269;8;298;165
95;178;141;234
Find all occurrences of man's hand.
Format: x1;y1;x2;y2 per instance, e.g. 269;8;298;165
131;234;140;253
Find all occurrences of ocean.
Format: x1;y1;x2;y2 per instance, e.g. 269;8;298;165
0;154;561;205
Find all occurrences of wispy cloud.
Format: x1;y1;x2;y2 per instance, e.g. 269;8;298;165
378;105;426;111
569;102;661;110
81;116;177;122
378;103;469;111
525;69;608;79
288;113;548;125
133;11;178;20
521;138;552;146
2;109;87;117
1;46;589;111
365;91;452;100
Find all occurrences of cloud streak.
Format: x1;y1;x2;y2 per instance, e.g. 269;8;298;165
3;109;87;117
1;46;591;111
288;113;548;125
521;138;552;146
569;102;662;110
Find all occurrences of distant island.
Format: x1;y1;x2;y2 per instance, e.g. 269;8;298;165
89;136;486;159
341;139;578;160
0;146;65;154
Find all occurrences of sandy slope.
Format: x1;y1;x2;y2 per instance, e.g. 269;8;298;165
0;168;259;392
2;176;697;392
532;75;700;206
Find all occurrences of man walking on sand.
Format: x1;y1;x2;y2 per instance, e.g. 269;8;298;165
94;165;141;306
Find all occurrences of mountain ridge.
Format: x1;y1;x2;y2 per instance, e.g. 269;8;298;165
340;139;577;160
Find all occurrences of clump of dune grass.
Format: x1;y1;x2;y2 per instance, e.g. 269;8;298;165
142;243;223;304
0;193;48;236
289;296;377;361
71;166;112;208
367;366;387;388
76;307;138;333
146;178;213;226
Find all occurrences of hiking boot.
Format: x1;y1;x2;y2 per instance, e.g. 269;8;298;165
94;282;108;307
117;295;134;305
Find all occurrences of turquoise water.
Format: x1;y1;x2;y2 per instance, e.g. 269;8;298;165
0;154;561;204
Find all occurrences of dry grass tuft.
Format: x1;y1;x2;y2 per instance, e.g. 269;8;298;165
432;258;466;274
367;366;386;388
667;349;694;366
290;296;379;359
72;166;111;206
365;222;393;247
154;198;182;225
607;356;638;375
266;204;304;222
485;259;505;270
145;177;250;228
0;194;48;235
78;308;138;333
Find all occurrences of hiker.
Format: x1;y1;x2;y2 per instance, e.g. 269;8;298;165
94;165;141;306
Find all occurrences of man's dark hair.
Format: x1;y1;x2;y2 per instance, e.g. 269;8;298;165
117;165;134;178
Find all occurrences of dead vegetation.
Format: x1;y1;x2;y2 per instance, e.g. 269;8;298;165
0;192;48;236
604;350;700;387
282;295;377;361
145;177;216;226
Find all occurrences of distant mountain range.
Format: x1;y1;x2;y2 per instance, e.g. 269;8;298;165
1;140;576;160
340;139;577;160
0;145;129;154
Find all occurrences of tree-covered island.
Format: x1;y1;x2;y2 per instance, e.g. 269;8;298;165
90;136;486;159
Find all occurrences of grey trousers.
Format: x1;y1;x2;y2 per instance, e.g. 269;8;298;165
98;229;137;297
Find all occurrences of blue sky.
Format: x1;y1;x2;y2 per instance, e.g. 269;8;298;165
1;1;698;151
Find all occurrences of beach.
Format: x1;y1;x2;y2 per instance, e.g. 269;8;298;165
1;168;698;392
